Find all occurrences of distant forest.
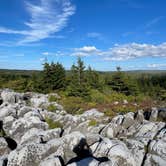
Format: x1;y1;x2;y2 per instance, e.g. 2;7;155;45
0;58;166;114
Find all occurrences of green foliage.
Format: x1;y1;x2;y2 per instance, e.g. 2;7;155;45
0;59;166;113
49;95;58;102
0;129;6;137
45;118;63;129
60;96;86;114
2;79;28;92
104;67;140;96
47;104;57;112
104;109;116;118
114;105;136;114
88;119;98;126
90;89;109;104
157;89;166;101
42;62;66;92
86;66;103;90
67;57;90;98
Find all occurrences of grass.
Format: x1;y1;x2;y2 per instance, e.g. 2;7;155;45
88;119;98;126
47;104;57;112
45;117;63;129
48;95;58;102
0;130;6;137
56;89;154;116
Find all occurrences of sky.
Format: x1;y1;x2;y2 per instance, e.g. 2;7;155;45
0;0;166;71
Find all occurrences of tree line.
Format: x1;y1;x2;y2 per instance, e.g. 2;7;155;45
0;57;166;101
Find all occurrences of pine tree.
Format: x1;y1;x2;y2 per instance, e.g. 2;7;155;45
42;62;66;92
86;66;101;89
109;67;130;95
67;57;89;97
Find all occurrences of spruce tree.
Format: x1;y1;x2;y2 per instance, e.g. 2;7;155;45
67;57;89;97
42;62;66;92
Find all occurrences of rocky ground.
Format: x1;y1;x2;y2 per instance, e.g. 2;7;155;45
0;89;166;166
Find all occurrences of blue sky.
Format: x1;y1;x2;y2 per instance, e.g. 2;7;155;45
0;0;166;71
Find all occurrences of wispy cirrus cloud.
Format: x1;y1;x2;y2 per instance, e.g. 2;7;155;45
122;16;165;37
0;0;75;44
72;43;166;61
145;16;164;28
87;32;103;40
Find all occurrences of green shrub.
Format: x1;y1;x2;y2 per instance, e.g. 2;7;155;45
60;97;85;115
49;95;58;102
47;104;57;112
114;105;136;114
104;109;116;118
0;130;6;137
45;118;63;129
88;119;98;126
90;89;108;104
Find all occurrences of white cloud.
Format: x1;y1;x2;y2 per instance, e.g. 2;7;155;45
75;46;99;53
108;43;166;60
72;46;100;56
72;42;166;60
42;52;49;56
0;0;75;44
40;58;46;62
147;63;166;68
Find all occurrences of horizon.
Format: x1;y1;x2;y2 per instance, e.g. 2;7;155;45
0;0;166;71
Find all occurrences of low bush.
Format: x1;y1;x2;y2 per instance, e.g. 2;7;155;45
48;95;58;102
59;97;86;114
104;109;116;118
47;104;57;112
88;119;98;126
45;117;63;129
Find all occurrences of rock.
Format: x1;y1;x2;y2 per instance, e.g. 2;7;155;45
9;116;48;142
0;106;16;120
122;112;135;129
20;128;62;145
0;156;8;166
150;107;158;121
85;133;101;146
0;137;10;155
7;139;62;166
3;116;16;135
1;89;22;104
100;122;122;138
91;138;136;166
113;101;119;105
0;90;166;166
135;109;144;122
149;139;166;160
62;131;88;163
123;99;128;104
81;109;104;119
158;108;166;122
67;157;112;166
134;121;165;145
124;139;145;166
39;155;63;166
111;115;124;125
30;93;48;108
144;154;166;166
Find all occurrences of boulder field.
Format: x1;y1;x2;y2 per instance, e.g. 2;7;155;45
0;89;166;166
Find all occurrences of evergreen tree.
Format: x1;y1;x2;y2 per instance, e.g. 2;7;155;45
109;67;135;95
42;62;66;92
86;66;102;89
67;57;89;97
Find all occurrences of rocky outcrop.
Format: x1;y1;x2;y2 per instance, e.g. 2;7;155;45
0;89;166;166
